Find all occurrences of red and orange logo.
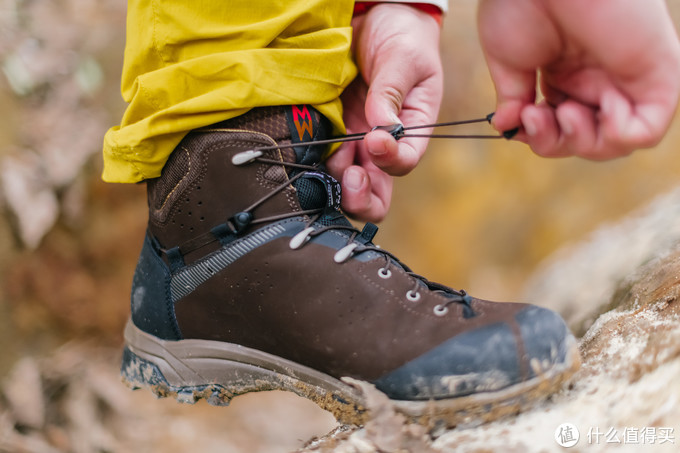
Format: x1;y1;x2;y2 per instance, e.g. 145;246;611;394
292;105;314;142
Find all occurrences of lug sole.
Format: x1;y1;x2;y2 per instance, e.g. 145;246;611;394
121;320;580;429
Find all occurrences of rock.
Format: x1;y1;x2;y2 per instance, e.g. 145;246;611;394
580;248;680;383
340;378;437;453
522;187;680;336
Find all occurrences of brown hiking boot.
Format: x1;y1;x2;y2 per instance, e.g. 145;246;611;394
121;105;580;428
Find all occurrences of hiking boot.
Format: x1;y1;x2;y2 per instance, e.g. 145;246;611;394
121;105;580;428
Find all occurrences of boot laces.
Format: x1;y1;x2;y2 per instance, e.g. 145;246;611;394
231;150;476;318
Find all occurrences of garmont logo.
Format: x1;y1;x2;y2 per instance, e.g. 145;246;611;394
292;105;314;141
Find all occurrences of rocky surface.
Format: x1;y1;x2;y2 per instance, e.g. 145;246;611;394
522;186;680;338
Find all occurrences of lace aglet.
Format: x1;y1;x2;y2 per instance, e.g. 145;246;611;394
502;127;519;139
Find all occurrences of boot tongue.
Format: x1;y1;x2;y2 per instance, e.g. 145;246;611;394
292;171;353;227
282;105;353;227
294;172;338;210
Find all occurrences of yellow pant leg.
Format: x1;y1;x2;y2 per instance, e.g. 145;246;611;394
103;0;356;183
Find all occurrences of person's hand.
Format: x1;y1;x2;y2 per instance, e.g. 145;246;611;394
327;4;443;222
478;0;680;159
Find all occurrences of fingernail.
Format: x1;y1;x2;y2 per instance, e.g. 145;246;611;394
558;114;574;135
344;168;365;192
388;111;401;125
601;92;612;116
368;136;390;156
523;115;538;136
602;91;627;135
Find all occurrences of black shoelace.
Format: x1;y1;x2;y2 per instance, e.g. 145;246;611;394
228;156;476;318
165;113;509;316
236;112;518;155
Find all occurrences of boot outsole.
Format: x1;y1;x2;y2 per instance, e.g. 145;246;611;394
121;320;580;429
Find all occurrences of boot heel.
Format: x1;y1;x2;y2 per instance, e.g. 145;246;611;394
120;346;234;406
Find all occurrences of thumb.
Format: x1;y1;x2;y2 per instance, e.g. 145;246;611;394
362;56;422;175
362;38;442;135
361;45;442;175
363;51;412;128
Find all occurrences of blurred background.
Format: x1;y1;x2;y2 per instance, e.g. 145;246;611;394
0;0;679;451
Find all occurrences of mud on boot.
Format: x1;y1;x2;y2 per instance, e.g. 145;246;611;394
121;105;581;428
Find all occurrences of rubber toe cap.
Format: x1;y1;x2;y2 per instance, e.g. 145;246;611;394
516;305;573;379
373;306;573;401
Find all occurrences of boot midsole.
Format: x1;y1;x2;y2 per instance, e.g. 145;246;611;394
123;319;363;402
121;319;581;427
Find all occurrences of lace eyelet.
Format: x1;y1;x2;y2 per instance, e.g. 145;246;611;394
433;304;449;317
289;227;315;250
406;290;421;302
334;243;358;263
378;268;392;279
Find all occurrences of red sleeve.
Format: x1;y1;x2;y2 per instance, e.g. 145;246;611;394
353;2;443;25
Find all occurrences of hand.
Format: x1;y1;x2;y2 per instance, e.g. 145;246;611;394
479;0;680;159
327;3;444;222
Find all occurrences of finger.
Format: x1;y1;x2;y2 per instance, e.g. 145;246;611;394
325;142;357;182
362;11;441;128
485;58;537;134
340;165;392;222
361;52;415;175
341;166;372;215
554;100;599;158
540;78;568;108
364;45;415;128
600;89;670;151
385;82;442;175
361;32;442;175
521;103;565;157
363;68;441;175
478;0;559;133
364;129;420;176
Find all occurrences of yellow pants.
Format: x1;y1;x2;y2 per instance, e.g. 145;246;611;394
102;0;357;183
